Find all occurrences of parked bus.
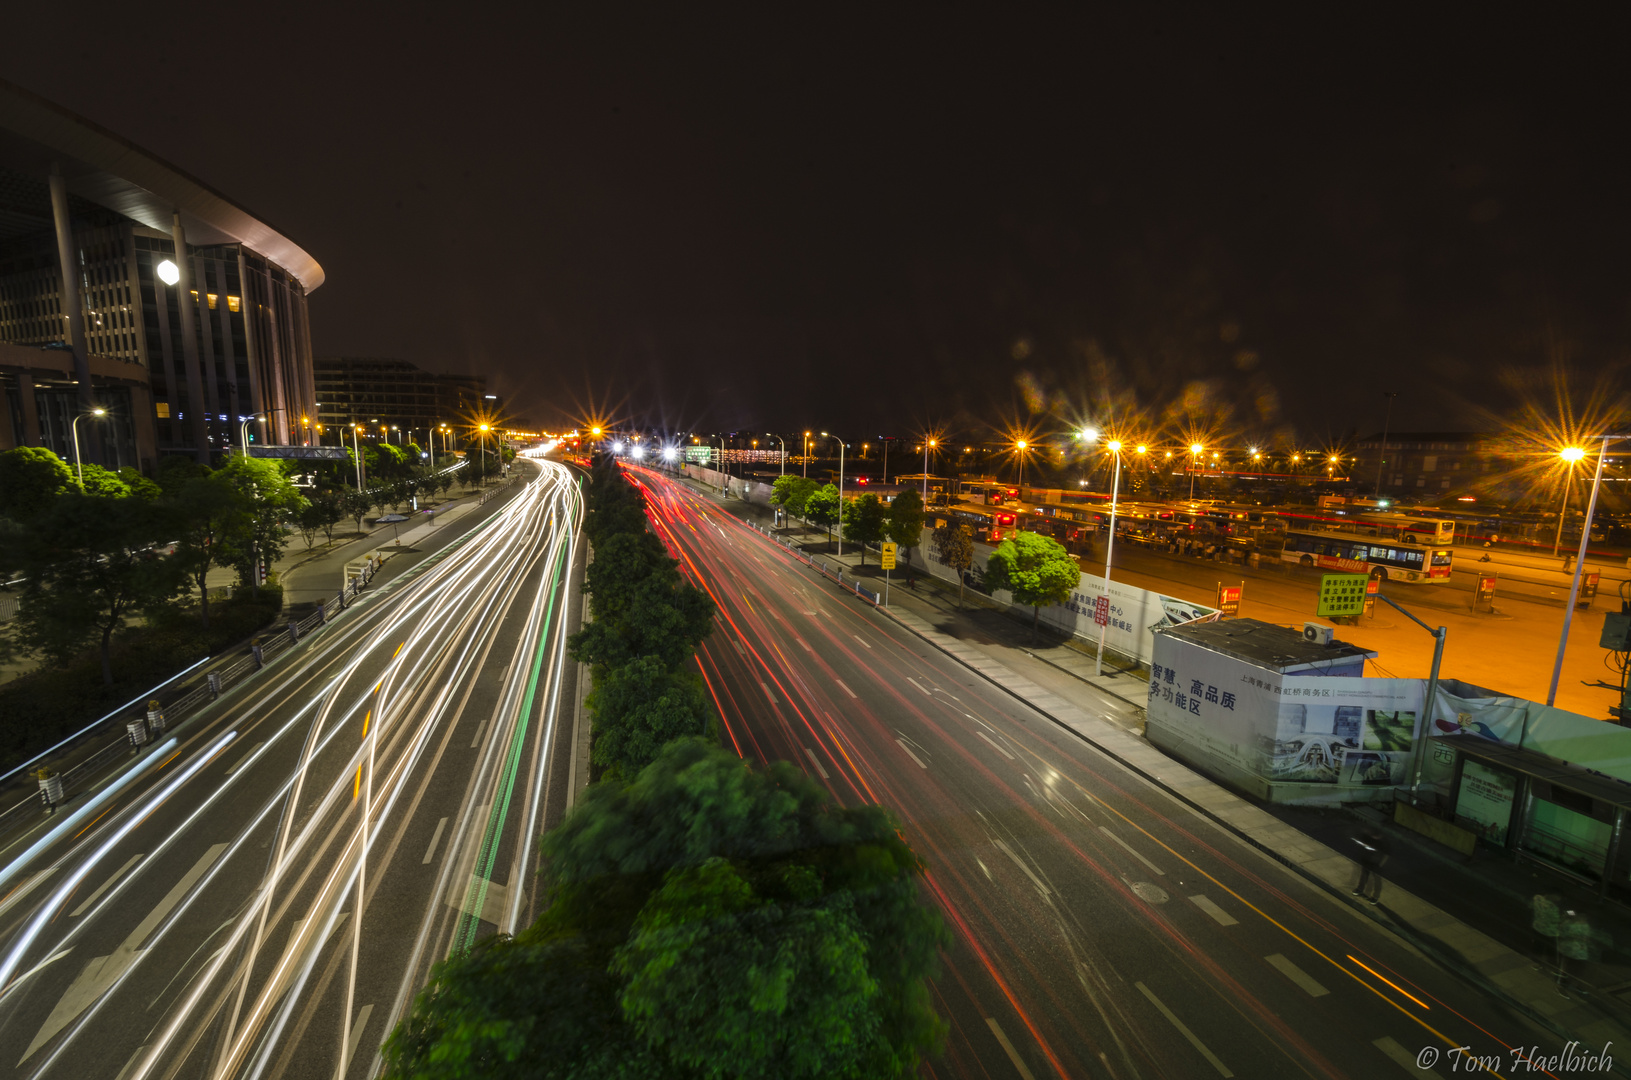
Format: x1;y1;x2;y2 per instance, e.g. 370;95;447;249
1275;529;1453;584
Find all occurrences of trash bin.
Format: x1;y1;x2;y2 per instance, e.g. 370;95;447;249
36;767;63;808
126;717;149;748
147;699;166;734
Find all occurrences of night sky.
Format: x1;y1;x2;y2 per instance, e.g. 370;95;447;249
9;7;1628;442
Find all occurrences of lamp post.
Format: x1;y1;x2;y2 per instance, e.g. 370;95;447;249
1014;439;1030;492
1548;435;1622;706
765;432;785;475
1088;435;1125;677
803;431;811;479
351;424;365;491
71;406;107;488
1553;446;1586;558
1374;391;1398;499
478;423;492;483
1189;443;1203;499
821;432;845;556
922;438;936;501
239;408;286;457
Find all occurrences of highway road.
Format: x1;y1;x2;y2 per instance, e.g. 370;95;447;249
631;465;1566;1080
0;455;582;1080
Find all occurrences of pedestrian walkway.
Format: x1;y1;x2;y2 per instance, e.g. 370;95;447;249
696;490;1631;1053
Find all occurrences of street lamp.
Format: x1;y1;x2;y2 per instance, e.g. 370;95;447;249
923;438;937;501
803;431;811;479
239;408;286;458
1093;436;1126;676
71;406;107;488
1549;435;1624;706
765;432;785;475
1014;439;1030;491
1554;446;1587;557
351;423;366;491
478;423;492;482
821;432;845;555
1189;443;1203;499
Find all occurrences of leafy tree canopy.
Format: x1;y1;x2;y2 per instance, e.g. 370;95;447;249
587;656;714;778
931;522;975;607
770;475;819;517
841;493;887;565
0;446;73;521
984;529;1079;631
886;489;925;555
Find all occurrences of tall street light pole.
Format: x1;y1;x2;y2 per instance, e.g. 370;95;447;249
239;408;286;458
71;406;107;488
922;438;936;501
1015;440;1028;491
351;424;365;491
1189;443;1203;500
1373;391;1398;500
1548;435;1621;706
803;432;811;479
1553;447;1584;558
765;432;785;475
1095;438;1124;676
822;432;845;556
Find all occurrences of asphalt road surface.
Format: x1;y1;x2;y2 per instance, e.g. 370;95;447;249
632;465;1570;1080
0;455;582;1080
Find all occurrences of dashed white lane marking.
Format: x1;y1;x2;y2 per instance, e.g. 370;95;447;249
1188;894;1238;926
992;838;1051;897
423;817;449;865
1136;982;1233;1077
734;640;746;655
224;742;264;775
804;748;830;779
1266;953;1329;997
852;634;872;649
797;638;813;653
905;676;931;696
895;739;928;769
1373;1035;1441;1077
836;679;857;698
342;1004;375;1073
984;1018;1038;1080
760;681;777;705
70;855;143;917
1099;826;1165;875
976;730;1016;760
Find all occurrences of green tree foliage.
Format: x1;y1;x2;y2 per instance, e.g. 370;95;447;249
886;489;925;565
117;466;162;500
984;529;1079;635
587;656;713;779
568;549;714;674
0;446;73;522
805;483;841;549
931;523;974;608
163;473;249;628
377;441;409;477
841;492;887;566
383;741;949;1080
10;493;180;685
78;463;131;498
770;475;819;519
215;455;306;594
583;459;649;547
344;488;372;534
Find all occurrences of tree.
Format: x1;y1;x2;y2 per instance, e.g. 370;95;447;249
164;472;249;628
587;656;713;778
344;488;373;534
932;523;974;608
567;565;715;673
216;455;305;595
11;493;180;685
79;463;131;498
383;740;948;1080
770;475;819;522
886;489;925;567
841;493;887;566
117;467;163;500
984;529;1079;637
805;483;841;550
0;446;73;522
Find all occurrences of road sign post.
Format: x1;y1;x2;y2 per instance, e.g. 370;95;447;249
880;542;896;606
1093;594;1110;627
1474;572;1498;614
1316;573;1369;620
1216;582;1243;617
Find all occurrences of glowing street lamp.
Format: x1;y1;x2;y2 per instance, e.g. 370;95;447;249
1188;443;1203;499
1014;439;1030;490
803;431;812;479
71;406;107;488
1549;436;1625;705
821;432;845;555
1554;446;1588;557
764;432;786;475
923;437;937;500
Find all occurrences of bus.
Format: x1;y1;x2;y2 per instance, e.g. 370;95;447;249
1276;529;1453;584
1353;512;1456;546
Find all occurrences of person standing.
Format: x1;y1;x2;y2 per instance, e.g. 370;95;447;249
1351;826;1389;904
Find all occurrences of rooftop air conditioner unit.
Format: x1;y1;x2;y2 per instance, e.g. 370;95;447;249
1303;622;1334;646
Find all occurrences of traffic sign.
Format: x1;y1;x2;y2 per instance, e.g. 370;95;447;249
1216;583;1243;617
1093;594;1110;627
1316;572;1369;618
880;542;897;570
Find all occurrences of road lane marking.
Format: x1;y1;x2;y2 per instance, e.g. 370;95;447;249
895;739;928;769
224;742;264;775
734;640;746;655
804;749;829;779
992;839;1051;897
796;637;813;652
853;634;872;649
343;1004;375;1073
1265;953;1329;997
469;716;489;748
977;730;1016;760
836;679;857;698
447;875;510;925
984;1018;1038;1080
1099;826;1164;875
423;817;449;865
1188;894;1238;926
0;868;58;920
905;676;930;696
1373;1035;1442;1077
1135;982;1233;1077
761;681;778;705
70;854;143;917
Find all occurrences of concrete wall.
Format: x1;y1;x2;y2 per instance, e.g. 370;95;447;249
682;464;778;506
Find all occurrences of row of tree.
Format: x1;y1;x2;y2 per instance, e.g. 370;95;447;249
770;476;926;568
383;459;950;1078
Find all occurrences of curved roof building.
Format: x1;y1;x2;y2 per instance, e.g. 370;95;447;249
0;78;324;466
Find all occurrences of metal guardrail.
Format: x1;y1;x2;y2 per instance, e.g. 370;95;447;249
0;556;389;838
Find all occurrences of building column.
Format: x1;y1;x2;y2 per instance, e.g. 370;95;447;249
48;164;98;463
171;212;210;463
0;376;17;451
15;372;42;445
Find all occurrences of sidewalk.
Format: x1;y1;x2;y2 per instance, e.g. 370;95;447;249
698;489;1631;1054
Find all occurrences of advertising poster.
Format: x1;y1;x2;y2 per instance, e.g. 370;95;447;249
1271;675;1423;785
1454;761;1518;844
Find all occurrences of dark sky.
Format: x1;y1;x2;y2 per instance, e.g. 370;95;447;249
9;6;1628;443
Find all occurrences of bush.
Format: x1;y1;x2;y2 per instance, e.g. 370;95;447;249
0;586;283;771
